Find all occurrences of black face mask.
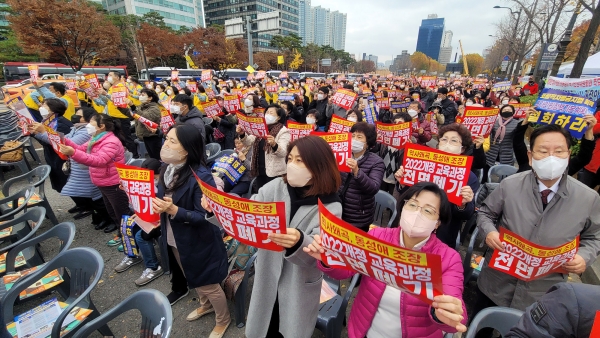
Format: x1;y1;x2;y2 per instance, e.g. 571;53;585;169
500;111;514;118
529;81;534;85
71;115;82;124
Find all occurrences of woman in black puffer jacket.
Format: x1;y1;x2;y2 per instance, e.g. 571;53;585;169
339;122;385;232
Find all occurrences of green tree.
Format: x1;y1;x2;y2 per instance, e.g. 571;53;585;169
142;11;170;30
0;31;39;62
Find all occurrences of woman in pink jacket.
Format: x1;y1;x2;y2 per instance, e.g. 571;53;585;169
59;114;129;235
304;182;467;338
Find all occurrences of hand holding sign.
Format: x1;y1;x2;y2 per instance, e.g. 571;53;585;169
58;144;74;156
303;234;325;260
432;295;467;332
486;231;504;252
152;197;176;216
268;228;302;248
562;254;586;274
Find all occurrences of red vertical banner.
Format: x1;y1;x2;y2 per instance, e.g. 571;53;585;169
376;97;390;110
111;87;129;108
489;228;579;281
287;121;314;141
401;143;473;206
591;311;600;338
223;94;241;113
328;115;355;133
195;174;287;251
311;132;351;172
456;107;499;138
44;126;68;160
331;89;357;110
28;65;39;82
319;201;444;305
159;106;175;134
84;74;101;90
206;87;216;100
236;112;268;138
201;70;212;82
187;81;198;93
411;118;420;133
115;163;160;230
201;100;224;118
375;122;411;149
426;112;439;135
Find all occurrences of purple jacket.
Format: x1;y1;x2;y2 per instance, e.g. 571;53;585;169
339;151;385;229
319;227;467;338
66;132;125;187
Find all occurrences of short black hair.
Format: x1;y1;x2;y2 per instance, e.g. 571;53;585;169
172;94;193;109
393;112;412;123
306;108;320;120
45;98;67;116
140;88;159;103
109;70;122;78
318;86;329;95
530;124;572;150
49;82;66;95
394;182;452;228
80;107;97;122
266;104;287;124
141;158;162;174
129;76;139;84
350;122;377;148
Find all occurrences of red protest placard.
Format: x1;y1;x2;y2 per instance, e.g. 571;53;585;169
420;76;437;87
201;100;224;118
159;105;175;134
311;132;351;172
375;122;411;149
84;74;101;90
145;81;153;89
7;97;35;135
426;112;439;135
331;88;358;110
411;118;420;133
224;94;241;113
132;113;158;130
591;311;600;338
78;81;98;99
171;70;179;81
279;71;288;79
206;87;216;100
456;107;499;138
43;126;68;160
401;143;473;206
196;174;287;251
111;86;129;108
187;81;198;93
511;103;532;119
201;70;212;82
65;79;76;91
490;228;579;281
266;82;278;93
472;81;486;90
376;97;390;110
28;65;38;82
287;121;314;141
115;163;160;228
328;115;355;134
236;112;268;138
255;70;266;80
319;201;444;304
387;90;401;99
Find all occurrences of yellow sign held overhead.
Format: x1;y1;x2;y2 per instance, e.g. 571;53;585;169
277;55;284;65
245;65;255;73
185;55;198;69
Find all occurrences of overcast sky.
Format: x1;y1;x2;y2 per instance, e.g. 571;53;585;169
309;0;512;63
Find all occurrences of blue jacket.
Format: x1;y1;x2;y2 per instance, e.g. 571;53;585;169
157;165;227;288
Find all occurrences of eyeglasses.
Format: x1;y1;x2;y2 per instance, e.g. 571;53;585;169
438;138;462;146
532;150;569;159
403;200;439;220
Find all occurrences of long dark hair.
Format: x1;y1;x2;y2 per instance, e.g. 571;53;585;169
91;114;126;147
159;123;206;193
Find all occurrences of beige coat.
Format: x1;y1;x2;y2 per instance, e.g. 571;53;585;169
477;171;600;310
242;126;290;177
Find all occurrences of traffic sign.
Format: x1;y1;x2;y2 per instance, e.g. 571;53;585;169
502;55;511;61
501;61;509;72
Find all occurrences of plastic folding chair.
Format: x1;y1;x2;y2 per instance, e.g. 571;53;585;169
460;183;499;248
233;252;258;328
487;164;518;183
0;301;10;338
1;247;112;338
25;137;42;165
134;139;148;159
0;207;45;259
315;274;360;338
202;117;214;126
1;165;59;225
127;158;145;168
243;177;257;199
124;151;134;164
72;289;172;338
0;137;31;181
219;149;235;157
206;143;222;163
464;306;524;338
373;190;397;228
0;185;35;222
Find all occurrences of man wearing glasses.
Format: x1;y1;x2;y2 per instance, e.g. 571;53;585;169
471;124;600;334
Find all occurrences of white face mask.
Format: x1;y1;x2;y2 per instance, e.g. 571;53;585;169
107;77;115;84
352;139;365;153
85;123;97;135
347;116;357;122
171;105;181;114
465;102;474;107
408;109;418;118
532;156;568;180
265;114;278;125
501;99;509;105
317;94;325;100
167;89;173;95
139;95;149;103
39;107;50;118
126;79;132;83
439;143;462;155
306;117;316;125
244;99;254;107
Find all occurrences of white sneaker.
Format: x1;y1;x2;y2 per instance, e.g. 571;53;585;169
114;256;142;273
135;266;164;286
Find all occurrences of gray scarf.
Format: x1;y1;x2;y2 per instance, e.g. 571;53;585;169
164;162;185;189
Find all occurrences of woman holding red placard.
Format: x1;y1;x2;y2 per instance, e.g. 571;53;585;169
304;182;467;338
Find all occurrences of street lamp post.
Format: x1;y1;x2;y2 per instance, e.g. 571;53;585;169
549;3;582;76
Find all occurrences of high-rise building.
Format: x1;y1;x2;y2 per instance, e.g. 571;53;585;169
384;60;393;68
299;3;346;49
204;0;299;51
104;0;206;31
416;14;445;61
438;30;453;65
390;50;411;73
368;54;378;66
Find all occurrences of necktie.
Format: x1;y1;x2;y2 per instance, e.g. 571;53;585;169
540;189;552;207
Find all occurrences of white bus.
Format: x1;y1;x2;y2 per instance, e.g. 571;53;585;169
298;72;326;79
